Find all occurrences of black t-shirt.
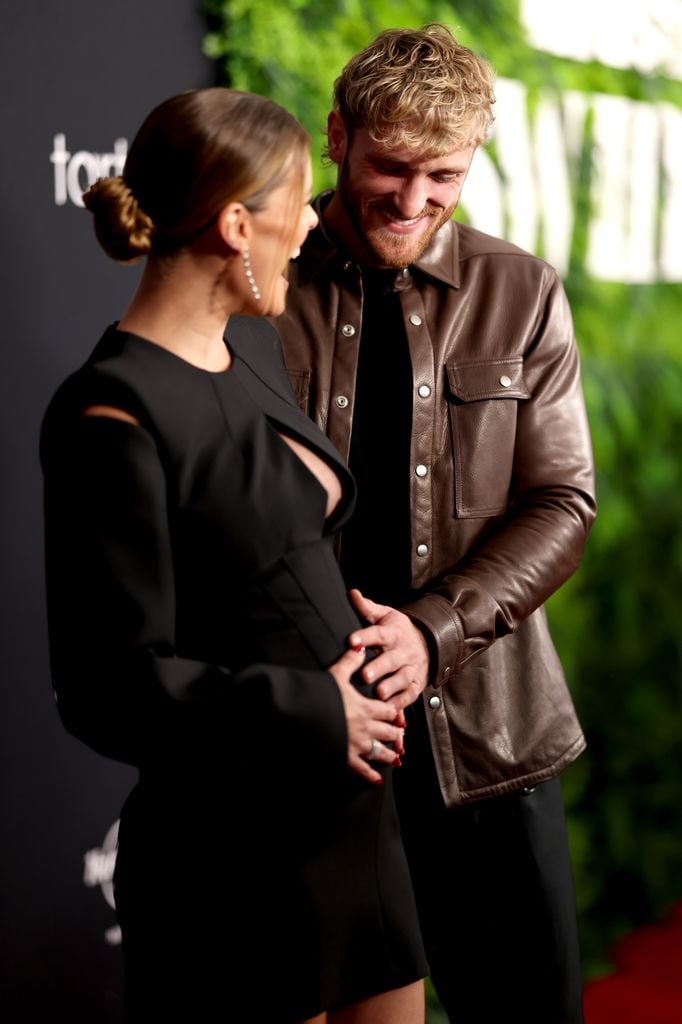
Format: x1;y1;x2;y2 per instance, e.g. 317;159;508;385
340;270;414;607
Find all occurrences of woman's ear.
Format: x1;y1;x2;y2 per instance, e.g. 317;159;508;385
216;202;251;253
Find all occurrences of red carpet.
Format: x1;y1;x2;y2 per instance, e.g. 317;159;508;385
584;903;682;1023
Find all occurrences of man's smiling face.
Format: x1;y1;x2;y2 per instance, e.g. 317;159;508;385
327;112;476;268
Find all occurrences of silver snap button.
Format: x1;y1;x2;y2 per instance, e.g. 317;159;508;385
341;324;356;337
343;260;353;271
428;696;441;710
416;543;428;557
409;314;423;327
415;464;428;478
499;375;512;388
335;395;349;409
402;268;410;277
418;384;431;398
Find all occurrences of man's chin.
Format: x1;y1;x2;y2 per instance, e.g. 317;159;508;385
365;228;435;269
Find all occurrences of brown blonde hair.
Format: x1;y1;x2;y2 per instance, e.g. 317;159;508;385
83;88;310;263
330;24;495;155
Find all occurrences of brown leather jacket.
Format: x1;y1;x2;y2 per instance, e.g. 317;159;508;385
274;192;596;806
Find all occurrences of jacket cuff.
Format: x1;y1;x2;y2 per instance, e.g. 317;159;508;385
401;594;464;687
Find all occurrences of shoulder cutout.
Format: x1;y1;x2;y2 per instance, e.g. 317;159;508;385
81;405;140;426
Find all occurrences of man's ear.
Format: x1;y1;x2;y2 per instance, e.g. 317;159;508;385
216;202;250;253
327;111;348;164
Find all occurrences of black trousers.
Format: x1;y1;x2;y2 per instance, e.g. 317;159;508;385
394;700;584;1024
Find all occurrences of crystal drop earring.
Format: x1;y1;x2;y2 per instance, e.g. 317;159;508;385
242;248;261;301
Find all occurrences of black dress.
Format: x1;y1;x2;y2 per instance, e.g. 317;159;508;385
41;318;427;1023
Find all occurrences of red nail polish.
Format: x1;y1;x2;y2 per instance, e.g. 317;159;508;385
373;776;384;786
352;644;366;654
394;755;403;767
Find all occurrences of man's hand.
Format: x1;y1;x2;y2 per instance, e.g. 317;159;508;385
348;588;430;709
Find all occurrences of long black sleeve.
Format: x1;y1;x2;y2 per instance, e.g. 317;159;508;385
42;415;346;771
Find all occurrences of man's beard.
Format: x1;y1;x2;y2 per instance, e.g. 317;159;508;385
337;159;454;269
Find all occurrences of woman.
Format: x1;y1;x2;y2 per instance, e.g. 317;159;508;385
41;89;426;1023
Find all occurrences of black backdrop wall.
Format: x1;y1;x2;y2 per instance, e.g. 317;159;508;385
0;3;213;1018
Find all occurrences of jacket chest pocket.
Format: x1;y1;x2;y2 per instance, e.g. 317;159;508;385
445;358;530;518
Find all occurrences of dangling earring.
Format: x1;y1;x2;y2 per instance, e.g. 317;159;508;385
242;248;261;301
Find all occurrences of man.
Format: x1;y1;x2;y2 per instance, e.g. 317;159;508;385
274;24;595;1023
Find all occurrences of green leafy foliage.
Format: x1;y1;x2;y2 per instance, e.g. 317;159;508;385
550;336;682;973
202;0;682;1003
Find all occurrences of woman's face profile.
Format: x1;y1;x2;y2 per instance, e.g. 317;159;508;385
248;158;318;316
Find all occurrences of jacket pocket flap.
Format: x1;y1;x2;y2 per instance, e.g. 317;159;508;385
446;359;530;401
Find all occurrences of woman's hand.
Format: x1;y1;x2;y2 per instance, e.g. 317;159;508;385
328;647;404;785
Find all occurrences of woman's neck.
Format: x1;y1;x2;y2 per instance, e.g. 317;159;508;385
118;255;238;372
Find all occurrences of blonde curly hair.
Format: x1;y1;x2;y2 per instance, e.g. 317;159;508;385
331;24;495;155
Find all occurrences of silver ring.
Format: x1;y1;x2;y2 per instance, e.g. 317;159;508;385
369;739;382;760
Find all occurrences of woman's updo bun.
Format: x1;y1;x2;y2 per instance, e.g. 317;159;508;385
82;90;310;265
83;176;155;263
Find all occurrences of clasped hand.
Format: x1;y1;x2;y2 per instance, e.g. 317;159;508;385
348;589;430;708
328;588;430;784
